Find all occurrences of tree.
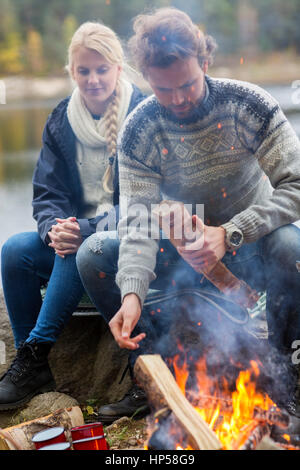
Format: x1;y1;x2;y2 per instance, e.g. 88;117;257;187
26;29;44;74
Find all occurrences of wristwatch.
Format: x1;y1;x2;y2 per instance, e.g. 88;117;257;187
221;222;244;252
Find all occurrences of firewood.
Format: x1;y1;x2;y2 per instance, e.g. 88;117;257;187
253;406;289;429
134;354;222;450
0;406;84;450
153;200;259;309
193;396;289;429
238;422;271;450
0;436;11;450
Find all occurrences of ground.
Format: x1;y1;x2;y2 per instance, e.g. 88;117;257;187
104;416;148;450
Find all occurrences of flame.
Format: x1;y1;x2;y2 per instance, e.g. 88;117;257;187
173;354;275;450
173;354;189;394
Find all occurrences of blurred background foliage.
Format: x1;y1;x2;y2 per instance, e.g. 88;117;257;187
0;0;299;76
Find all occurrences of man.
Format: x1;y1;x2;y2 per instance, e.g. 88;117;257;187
77;7;300;425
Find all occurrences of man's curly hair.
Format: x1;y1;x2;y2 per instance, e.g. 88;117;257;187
128;7;217;77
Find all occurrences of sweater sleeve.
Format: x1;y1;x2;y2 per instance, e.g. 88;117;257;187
229;99;300;243
116;101;162;305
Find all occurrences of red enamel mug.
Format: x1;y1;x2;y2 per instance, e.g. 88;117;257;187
39;442;71;450
32;427;66;450
72;435;109;450
71;422;109;450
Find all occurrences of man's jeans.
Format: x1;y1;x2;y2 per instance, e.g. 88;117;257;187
1;232;85;347
76;224;300;356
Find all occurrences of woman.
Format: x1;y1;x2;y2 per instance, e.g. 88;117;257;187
0;22;145;410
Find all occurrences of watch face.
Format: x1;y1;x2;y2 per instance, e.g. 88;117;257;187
230;231;243;246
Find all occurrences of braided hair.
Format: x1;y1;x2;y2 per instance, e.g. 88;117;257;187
67;22;124;193
102;78;121;193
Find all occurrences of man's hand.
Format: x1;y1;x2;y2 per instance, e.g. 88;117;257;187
109;293;146;350
48;217;83;258
177;215;226;272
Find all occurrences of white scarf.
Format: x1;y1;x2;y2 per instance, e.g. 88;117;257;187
66;78;133;218
67;77;133;148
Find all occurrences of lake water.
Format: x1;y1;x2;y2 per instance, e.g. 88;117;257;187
0;86;300;286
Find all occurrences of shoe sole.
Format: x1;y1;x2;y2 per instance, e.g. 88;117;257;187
0;380;56;411
97;406;150;425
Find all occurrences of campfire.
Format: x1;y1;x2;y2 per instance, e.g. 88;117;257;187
135;201;298;450
173;352;281;450
134;354;293;451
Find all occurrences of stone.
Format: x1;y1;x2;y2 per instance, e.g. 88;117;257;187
0;288;132;420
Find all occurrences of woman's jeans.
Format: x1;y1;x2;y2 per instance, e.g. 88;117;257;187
1;232;85;348
76;224;300;356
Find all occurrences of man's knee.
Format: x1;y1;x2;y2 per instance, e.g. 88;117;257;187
263;224;300;267
76;232;120;279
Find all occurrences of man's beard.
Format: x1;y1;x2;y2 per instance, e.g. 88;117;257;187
168;102;196;119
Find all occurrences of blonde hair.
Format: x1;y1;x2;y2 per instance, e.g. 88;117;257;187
67;22;124;193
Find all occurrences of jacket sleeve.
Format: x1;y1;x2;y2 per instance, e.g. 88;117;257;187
32;122;76;244
76;205;119;238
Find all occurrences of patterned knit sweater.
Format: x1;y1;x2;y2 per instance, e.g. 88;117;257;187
116;76;300;305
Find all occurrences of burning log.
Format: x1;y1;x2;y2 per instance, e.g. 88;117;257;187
134;354;222;450
236;422;271;450
153;200;259;309
253;406;289;429
193;396;289;429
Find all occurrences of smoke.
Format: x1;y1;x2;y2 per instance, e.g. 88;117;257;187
138;260;296;413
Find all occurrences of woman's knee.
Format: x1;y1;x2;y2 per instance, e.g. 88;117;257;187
1;232;41;270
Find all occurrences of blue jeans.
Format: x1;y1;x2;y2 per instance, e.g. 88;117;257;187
1;232;85;347
76;224;300;355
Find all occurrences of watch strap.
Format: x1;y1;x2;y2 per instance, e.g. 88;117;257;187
220;221;240;233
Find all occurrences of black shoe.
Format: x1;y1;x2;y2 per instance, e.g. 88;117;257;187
97;384;150;424
0;340;56;411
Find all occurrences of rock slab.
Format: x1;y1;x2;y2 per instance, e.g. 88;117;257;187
0;288;131;428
